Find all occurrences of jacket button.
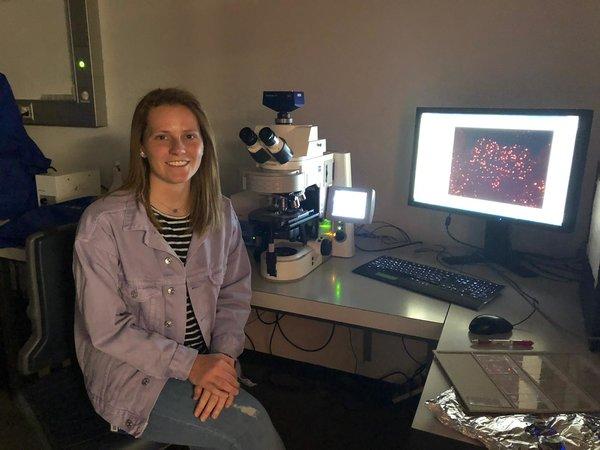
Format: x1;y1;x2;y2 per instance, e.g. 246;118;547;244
125;419;133;428
142;377;150;386
164;257;172;265
164;320;173;328
131;290;138;298
167;287;175;295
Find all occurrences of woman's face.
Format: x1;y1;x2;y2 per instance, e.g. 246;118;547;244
142;104;203;188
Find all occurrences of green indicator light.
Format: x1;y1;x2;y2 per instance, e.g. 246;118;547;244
78;60;86;69
334;280;342;302
319;219;332;233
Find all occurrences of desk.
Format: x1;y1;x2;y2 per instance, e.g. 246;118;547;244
250;247;596;447
251;247;449;341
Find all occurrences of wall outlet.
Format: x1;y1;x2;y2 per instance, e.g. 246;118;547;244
19;103;34;120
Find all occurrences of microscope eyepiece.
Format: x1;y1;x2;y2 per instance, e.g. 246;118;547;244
258;127;293;164
258;127;277;146
239;127;258;145
239;127;272;164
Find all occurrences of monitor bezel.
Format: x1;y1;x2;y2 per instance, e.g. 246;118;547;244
407;107;593;232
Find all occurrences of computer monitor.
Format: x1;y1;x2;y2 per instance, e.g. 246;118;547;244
408;107;593;275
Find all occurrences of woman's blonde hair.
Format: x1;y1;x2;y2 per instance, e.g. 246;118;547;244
120;87;223;235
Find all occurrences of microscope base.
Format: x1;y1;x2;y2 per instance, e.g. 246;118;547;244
260;243;326;282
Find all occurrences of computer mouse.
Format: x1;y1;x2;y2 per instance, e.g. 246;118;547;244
468;314;513;335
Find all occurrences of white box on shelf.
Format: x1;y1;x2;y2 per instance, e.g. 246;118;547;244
35;169;101;205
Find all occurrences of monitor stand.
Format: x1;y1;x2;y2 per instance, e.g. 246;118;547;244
441;220;537;278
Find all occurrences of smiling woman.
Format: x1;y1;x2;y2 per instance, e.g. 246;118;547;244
72;88;284;449
122;88;223;235
143;104;204;215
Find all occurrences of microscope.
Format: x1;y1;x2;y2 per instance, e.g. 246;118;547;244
233;91;375;281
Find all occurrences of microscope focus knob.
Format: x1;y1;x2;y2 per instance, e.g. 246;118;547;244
335;230;347;242
320;238;332;256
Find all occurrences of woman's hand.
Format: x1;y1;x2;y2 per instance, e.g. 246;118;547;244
193;385;235;421
188;353;239;399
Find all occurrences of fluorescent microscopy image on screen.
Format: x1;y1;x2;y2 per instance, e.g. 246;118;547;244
449;128;553;208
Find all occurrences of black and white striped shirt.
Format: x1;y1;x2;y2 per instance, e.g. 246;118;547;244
153;208;208;354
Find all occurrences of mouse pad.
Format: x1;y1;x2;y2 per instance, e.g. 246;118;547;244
434;351;600;414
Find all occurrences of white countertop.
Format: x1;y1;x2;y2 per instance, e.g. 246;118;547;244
251;248;450;340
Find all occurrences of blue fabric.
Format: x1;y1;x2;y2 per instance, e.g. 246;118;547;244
141;379;285;450
0;72;52;219
0;196;95;248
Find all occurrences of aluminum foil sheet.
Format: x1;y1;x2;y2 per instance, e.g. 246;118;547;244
425;388;600;449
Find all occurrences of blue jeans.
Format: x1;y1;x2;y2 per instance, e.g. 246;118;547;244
141;378;285;450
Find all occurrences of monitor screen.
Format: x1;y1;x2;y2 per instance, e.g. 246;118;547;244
409;108;593;230
326;186;376;224
332;190;367;219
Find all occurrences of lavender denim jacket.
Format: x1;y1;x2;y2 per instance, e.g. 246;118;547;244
73;192;251;437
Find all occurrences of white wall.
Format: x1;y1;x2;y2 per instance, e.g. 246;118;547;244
17;0;600;377
24;0;600;255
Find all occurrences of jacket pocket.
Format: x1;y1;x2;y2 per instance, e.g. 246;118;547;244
119;281;162;329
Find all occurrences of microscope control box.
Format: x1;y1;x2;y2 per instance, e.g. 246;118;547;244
35;169;101;205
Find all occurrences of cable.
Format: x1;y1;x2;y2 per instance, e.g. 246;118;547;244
444;214;482;251
491;263;585;339
484;263;539;327
421;237;541;335
354;221;422;252
412;360;429;376
276;320;336;352
378;369;409;382
511;305;537;327
246;309;260;325
268;313;281;354
348;328;358;374
256;310;279;325
245;332;256;351
355;241;422;252
519;253;583;281
401;336;423;367
357;222;412;242
524;260;580;282
440;219;540;329
445;214;582;283
518;249;583;262
258;311;337;354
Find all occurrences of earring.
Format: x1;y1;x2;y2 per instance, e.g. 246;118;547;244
140;150;147;158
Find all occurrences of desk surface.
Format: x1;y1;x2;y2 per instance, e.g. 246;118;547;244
249;246;596;446
411;267;597;445
250;248;450;341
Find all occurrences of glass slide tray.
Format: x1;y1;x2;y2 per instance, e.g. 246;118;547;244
434;351;600;414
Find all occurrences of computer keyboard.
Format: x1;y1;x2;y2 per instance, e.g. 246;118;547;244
352;255;504;310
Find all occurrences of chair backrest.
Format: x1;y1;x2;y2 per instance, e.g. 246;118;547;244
18;223;77;375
